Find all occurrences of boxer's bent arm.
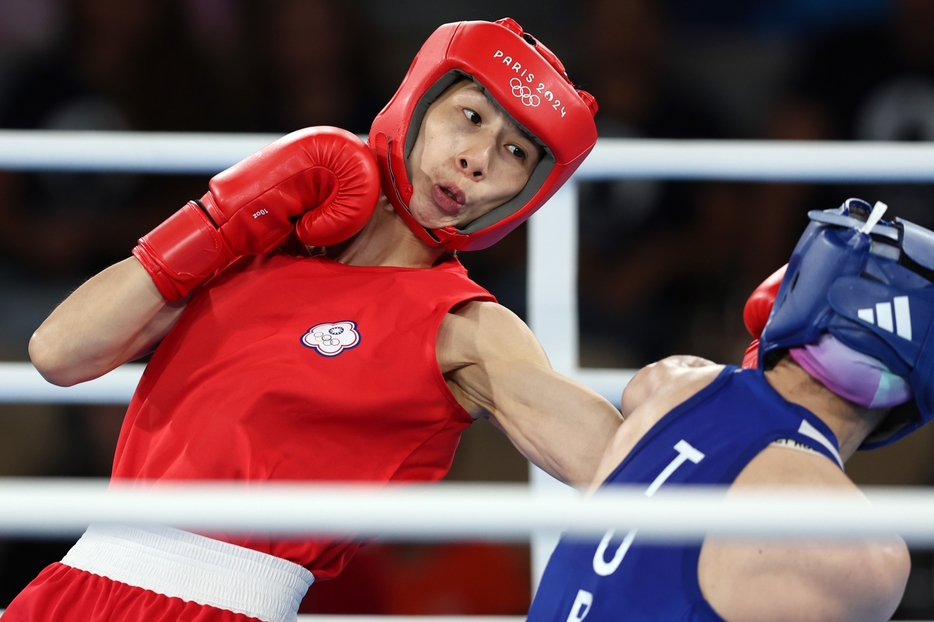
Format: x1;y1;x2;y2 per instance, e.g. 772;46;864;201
29;257;186;386
439;301;623;486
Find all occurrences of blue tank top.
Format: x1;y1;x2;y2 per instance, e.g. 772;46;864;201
527;366;842;622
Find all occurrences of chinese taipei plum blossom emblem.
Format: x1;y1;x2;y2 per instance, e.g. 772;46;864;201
301;321;360;356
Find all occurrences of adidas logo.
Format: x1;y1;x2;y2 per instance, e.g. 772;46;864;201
856;296;912;340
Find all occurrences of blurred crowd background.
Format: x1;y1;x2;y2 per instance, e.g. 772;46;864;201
1;0;934;616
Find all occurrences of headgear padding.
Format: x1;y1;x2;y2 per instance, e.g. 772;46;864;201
368;18;599;251
759;198;934;448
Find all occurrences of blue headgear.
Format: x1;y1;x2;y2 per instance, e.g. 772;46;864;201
759;198;934;449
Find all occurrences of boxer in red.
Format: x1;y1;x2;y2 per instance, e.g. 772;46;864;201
7;18;622;622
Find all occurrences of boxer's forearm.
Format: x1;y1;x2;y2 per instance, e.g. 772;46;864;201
29;257;185;386
483;361;623;486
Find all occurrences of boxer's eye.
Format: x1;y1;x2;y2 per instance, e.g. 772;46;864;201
507;144;527;160
463;109;481;125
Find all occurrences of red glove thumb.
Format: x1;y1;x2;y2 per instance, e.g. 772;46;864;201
743;264;787;339
741;264;787;369
742;339;760;369
292;132;380;248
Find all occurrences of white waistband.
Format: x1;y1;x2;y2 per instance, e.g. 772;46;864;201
61;524;314;622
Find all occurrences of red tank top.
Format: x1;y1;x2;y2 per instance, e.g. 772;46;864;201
111;252;495;579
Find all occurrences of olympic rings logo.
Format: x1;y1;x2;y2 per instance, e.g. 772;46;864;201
311;332;337;346
510;78;540;107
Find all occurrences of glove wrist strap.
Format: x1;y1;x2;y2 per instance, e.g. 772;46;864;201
132;201;234;301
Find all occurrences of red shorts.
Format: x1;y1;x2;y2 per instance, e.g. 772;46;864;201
2;525;314;622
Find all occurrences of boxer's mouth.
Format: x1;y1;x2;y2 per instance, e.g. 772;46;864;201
432;183;466;214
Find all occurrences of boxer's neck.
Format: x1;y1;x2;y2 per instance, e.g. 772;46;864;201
764;357;889;462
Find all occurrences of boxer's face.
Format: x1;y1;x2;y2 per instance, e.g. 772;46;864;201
407;81;542;231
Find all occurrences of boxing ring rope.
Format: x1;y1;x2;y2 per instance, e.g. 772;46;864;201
1;131;934;620
3;130;934;180
0;479;930;543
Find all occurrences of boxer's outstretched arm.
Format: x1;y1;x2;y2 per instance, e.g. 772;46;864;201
439;300;623;486
29;257;186;387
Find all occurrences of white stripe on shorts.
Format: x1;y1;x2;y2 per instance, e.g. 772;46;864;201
62;524;314;622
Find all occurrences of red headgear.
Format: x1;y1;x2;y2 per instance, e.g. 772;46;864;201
368;18;599;251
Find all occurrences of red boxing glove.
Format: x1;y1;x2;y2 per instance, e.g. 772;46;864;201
741;264;787;369
133;126;380;300
741;339;761;370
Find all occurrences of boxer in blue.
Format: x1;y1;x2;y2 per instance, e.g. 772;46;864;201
528;198;934;622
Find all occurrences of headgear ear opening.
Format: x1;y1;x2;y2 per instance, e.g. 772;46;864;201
368;18;598;251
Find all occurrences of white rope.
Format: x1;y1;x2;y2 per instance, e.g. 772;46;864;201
0;363;638;409
578;138;934;182
0;362;143;404
0;479;930;544
0;130;281;174
3;130;934;181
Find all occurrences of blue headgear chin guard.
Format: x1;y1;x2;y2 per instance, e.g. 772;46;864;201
759;198;934;449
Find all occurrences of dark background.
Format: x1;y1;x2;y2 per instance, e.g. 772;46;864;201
1;0;933;616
